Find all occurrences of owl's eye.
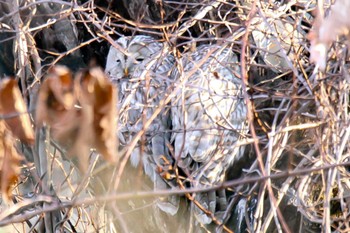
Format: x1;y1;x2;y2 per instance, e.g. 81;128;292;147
116;59;121;63
136;57;145;62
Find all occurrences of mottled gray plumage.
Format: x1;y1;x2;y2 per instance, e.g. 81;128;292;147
105;35;178;215
171;44;248;224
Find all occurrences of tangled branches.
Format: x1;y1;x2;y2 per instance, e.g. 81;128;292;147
0;0;350;232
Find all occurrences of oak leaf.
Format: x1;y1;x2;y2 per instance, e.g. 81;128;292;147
35;66;118;171
309;0;350;70
35;66;80;149
0;78;34;144
0;121;22;202
75;67;118;164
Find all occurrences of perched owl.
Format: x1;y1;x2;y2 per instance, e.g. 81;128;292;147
238;0;308;73
105;35;179;215
171;44;248;224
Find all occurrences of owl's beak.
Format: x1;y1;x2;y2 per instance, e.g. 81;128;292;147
123;68;129;77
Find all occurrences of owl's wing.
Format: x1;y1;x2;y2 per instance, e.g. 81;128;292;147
118;47;179;215
171;45;248;224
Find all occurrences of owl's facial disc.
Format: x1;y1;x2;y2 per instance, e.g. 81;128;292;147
105;37;158;81
122;45;151;78
105;47;127;81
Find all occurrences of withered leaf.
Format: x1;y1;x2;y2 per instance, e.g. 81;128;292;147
0;78;34;144
36;66;118;171
309;0;350;70
75;67;118;164
0;121;22;202
35;66;80;147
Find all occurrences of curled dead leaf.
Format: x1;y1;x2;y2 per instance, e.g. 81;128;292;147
309;0;350;70
75;67;118;164
0;121;22;202
35;66;80;148
0;78;34;144
35;66;118;171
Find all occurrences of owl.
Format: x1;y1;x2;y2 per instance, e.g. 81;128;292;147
171;44;248;224
238;0;307;73
105;35;179;215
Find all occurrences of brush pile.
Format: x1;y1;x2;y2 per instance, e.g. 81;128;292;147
0;0;349;232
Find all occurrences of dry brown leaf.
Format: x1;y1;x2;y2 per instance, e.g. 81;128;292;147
0;121;22;202
36;66;118;171
0;78;34;144
317;0;350;44
75;67;118;164
309;0;350;70
35;66;80;148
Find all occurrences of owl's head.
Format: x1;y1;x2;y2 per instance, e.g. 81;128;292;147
105;35;162;81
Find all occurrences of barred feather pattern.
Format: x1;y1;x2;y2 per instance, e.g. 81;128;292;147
171;45;248;224
105;35;179;215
